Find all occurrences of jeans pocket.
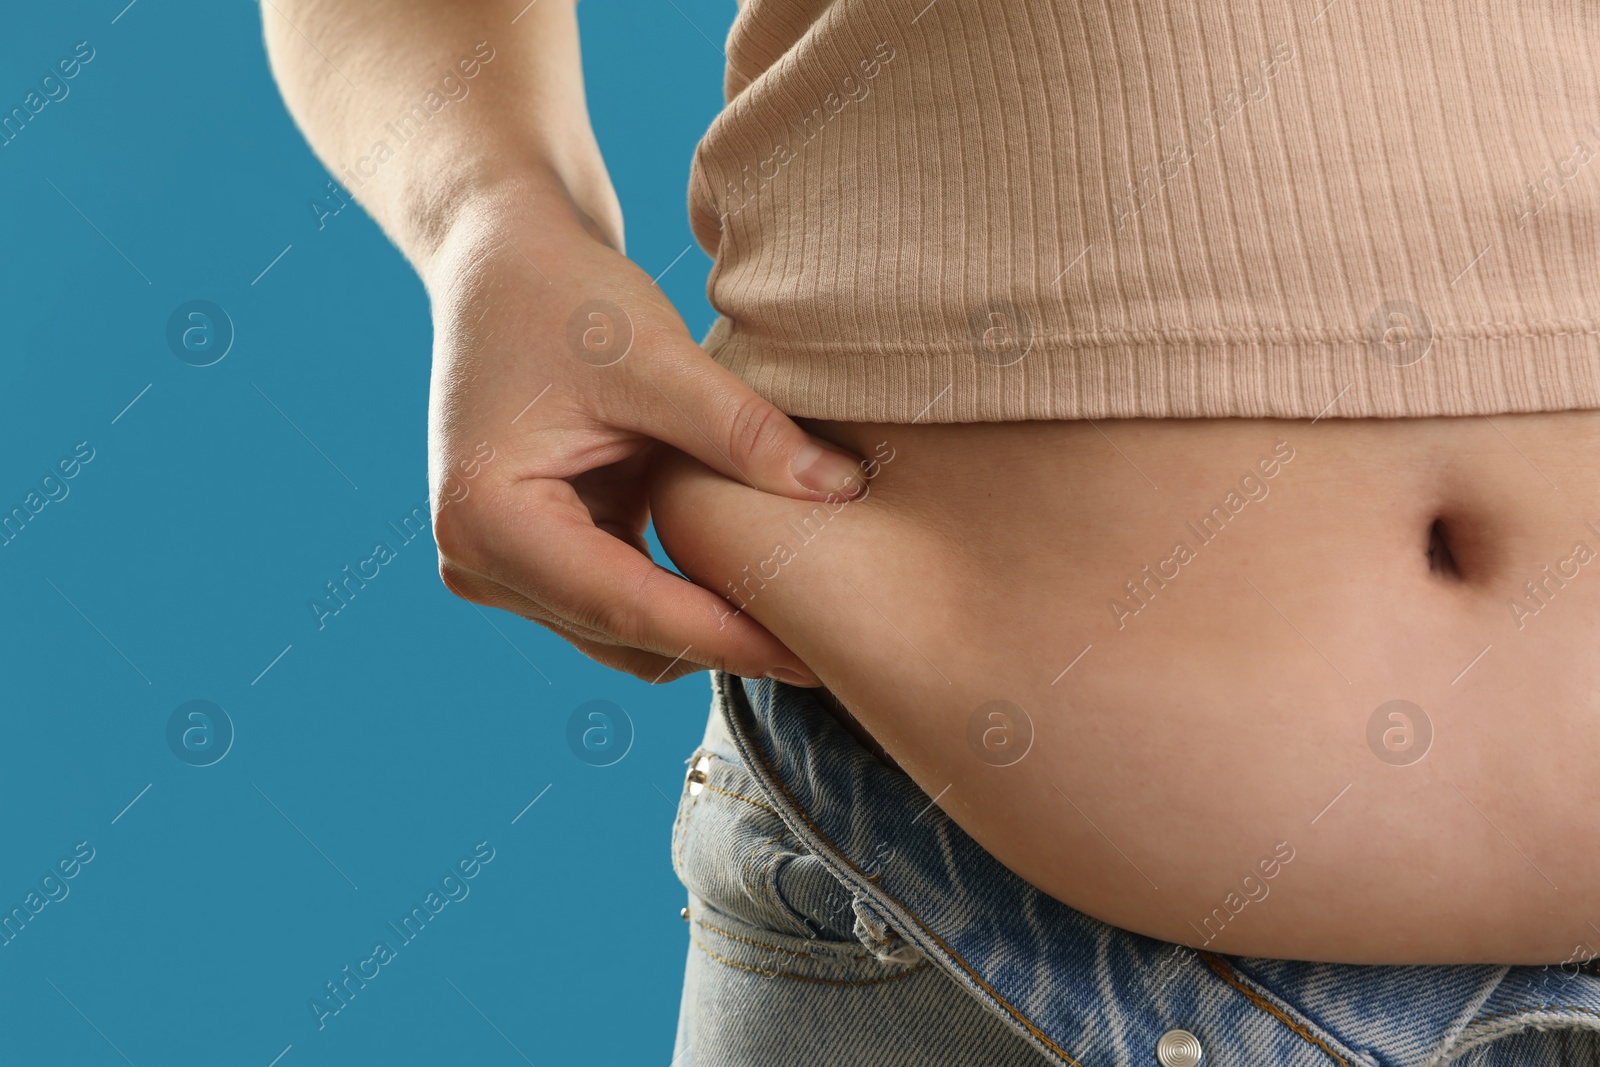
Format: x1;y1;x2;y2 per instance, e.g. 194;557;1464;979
671;745;928;983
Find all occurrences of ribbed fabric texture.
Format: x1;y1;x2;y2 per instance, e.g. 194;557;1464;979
687;0;1600;422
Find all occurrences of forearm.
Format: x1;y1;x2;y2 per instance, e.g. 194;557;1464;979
261;0;620;276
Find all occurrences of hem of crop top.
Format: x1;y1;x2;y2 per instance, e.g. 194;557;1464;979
699;313;1600;422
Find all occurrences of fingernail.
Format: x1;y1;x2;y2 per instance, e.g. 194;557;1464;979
765;667;820;686
792;441;865;497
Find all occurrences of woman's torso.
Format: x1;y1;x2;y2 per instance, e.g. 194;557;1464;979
651;413;1600;964
665;0;1600;965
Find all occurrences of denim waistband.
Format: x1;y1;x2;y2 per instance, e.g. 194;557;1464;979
709;671;1600;1067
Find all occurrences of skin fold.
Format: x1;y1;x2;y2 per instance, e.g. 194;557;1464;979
651;411;1600;965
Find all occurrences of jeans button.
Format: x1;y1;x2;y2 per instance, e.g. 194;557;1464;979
1156;1029;1203;1067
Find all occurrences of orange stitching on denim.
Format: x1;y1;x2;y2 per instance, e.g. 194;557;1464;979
693;916;864;960
1199;953;1350;1065
690;933;931;986
697;918;813;958
703;782;785;821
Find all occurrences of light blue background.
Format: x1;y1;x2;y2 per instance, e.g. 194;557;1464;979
0;2;732;1063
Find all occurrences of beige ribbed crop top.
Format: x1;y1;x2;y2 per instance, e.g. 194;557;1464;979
686;0;1600;422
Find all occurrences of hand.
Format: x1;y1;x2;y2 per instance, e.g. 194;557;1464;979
425;173;865;685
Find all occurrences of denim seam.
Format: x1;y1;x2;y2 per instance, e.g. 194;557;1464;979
1470;1004;1600;1026
1431;1009;1600;1066
1199;953;1352;1066
694;916;822;958
690;932;934;986
703;782;785;822
697;912;883;963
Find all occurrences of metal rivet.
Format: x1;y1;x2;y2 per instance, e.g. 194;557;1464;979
1156;1029;1203;1067
680;906;690;921
686;755;711;796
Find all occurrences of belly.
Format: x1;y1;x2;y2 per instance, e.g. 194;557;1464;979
649;413;1600;965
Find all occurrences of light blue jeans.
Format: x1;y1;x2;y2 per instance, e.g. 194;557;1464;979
671;672;1600;1066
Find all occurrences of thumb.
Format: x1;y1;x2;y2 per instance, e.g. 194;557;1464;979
633;356;868;501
